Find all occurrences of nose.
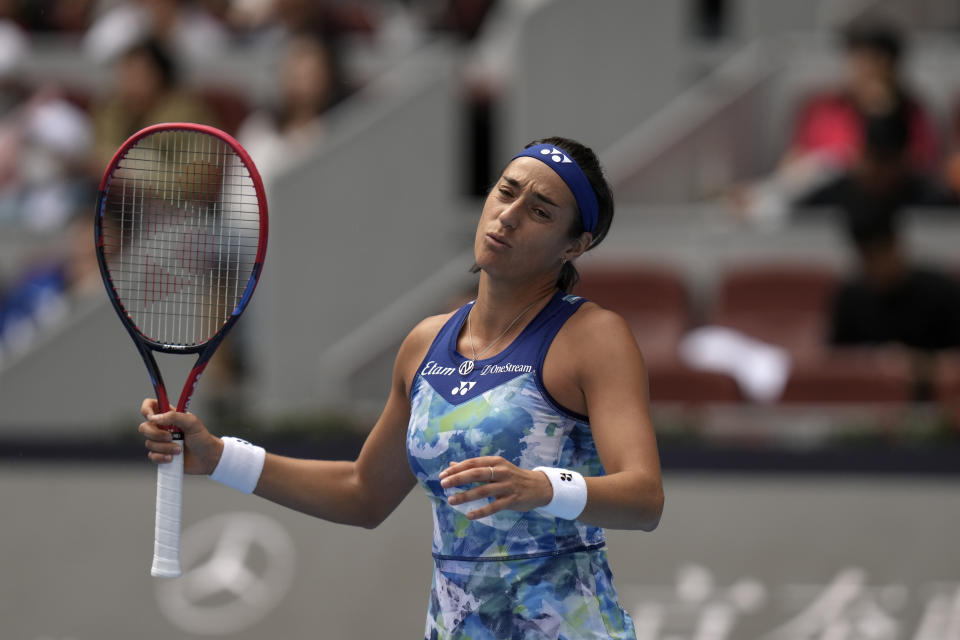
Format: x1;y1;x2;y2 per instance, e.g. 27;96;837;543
496;198;523;229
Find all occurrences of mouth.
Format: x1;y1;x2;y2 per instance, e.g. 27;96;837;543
486;232;511;248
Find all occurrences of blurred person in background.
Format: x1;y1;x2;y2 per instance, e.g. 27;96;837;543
0;91;94;231
735;18;941;224
0;4;95;231
797;94;957;212
941;101;960;201
830;198;960;353
88;37;215;175
83;0;229;65
236;32;345;184
227;0;378;49
16;0;95;33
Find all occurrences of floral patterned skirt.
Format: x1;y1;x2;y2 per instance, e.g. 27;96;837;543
424;547;636;640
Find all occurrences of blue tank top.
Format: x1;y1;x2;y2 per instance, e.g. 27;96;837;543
406;290;607;561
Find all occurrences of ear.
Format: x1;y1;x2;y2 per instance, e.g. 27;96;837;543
562;231;592;263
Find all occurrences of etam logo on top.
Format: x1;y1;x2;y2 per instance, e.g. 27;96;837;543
420;360;533;378
540;147;572;164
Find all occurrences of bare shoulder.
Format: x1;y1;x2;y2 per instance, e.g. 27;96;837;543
402;312;454;353
559;300;645;373
395;311;456;390
562;301;638;350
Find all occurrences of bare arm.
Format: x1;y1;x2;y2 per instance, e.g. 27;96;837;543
252;373;417;528
568;307;663;530
140;316;446;529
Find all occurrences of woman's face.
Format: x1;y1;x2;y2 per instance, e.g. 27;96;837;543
474;156;589;283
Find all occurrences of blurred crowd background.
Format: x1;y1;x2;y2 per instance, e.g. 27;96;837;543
1;0;959;461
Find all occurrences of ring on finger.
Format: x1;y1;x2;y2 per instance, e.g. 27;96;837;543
488;466;495;482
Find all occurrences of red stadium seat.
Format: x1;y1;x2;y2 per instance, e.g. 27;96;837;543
576;265;742;406
576;264;689;366
778;348;913;404
646;361;743;405
933;351;960;404
711;263;840;360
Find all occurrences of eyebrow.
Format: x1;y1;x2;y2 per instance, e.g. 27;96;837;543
502;175;560;208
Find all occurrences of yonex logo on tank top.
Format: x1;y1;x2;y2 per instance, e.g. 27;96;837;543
452;381;477;396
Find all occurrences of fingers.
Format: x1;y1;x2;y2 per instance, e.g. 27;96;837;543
140;398;160;420
461;497;514;521
439;456;505;488
446;480;504;506
447;483;514;520
439;458;553;520
439;456;512;520
144;409;202;436
138;399;194;464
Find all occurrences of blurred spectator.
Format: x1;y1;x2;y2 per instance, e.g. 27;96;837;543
83;0;230;66
17;0;95;33
736;18;941;224
942;101;960;200
0;91;94;231
0;6;93;233
797;97;957;212
89;37;215;175
793;19;938;173
235;33;344;184
0;215;101;364
829;200;960;352
0;260;68;361
413;0;498;41
227;0;377;48
0;7;27;113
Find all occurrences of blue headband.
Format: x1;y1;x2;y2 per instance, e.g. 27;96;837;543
511;143;599;234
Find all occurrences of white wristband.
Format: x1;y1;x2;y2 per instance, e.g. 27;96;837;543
210;437;266;494
533;467;588;520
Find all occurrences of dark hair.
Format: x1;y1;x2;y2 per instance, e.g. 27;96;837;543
843;19;904;63
844;197;901;250
471;136;614;292
121;38;177;89
533;137;614;291
862;100;909;161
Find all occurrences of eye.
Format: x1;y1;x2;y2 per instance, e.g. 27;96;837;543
532;207;551;220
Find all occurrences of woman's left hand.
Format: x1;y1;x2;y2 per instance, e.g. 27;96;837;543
438;456;554;520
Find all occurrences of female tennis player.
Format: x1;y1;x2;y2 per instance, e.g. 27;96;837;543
139;136;663;639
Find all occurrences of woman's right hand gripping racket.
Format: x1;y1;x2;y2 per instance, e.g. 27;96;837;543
94;123;268;577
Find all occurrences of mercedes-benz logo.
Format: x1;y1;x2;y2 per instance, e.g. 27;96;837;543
155;511;296;636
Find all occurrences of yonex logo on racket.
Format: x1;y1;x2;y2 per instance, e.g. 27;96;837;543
540;148;573;164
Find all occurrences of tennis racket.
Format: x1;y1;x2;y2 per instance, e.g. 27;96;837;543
94;122;268;577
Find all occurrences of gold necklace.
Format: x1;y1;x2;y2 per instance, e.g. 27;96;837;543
461;295;547;375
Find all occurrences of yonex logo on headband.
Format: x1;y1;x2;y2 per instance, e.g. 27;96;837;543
512;143;599;234
541;148;572;164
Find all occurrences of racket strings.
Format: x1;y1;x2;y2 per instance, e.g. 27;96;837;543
101;130;262;347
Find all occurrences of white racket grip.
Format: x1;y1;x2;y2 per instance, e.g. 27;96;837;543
151;432;184;578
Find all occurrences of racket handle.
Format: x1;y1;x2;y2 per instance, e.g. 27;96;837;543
151;431;184;578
